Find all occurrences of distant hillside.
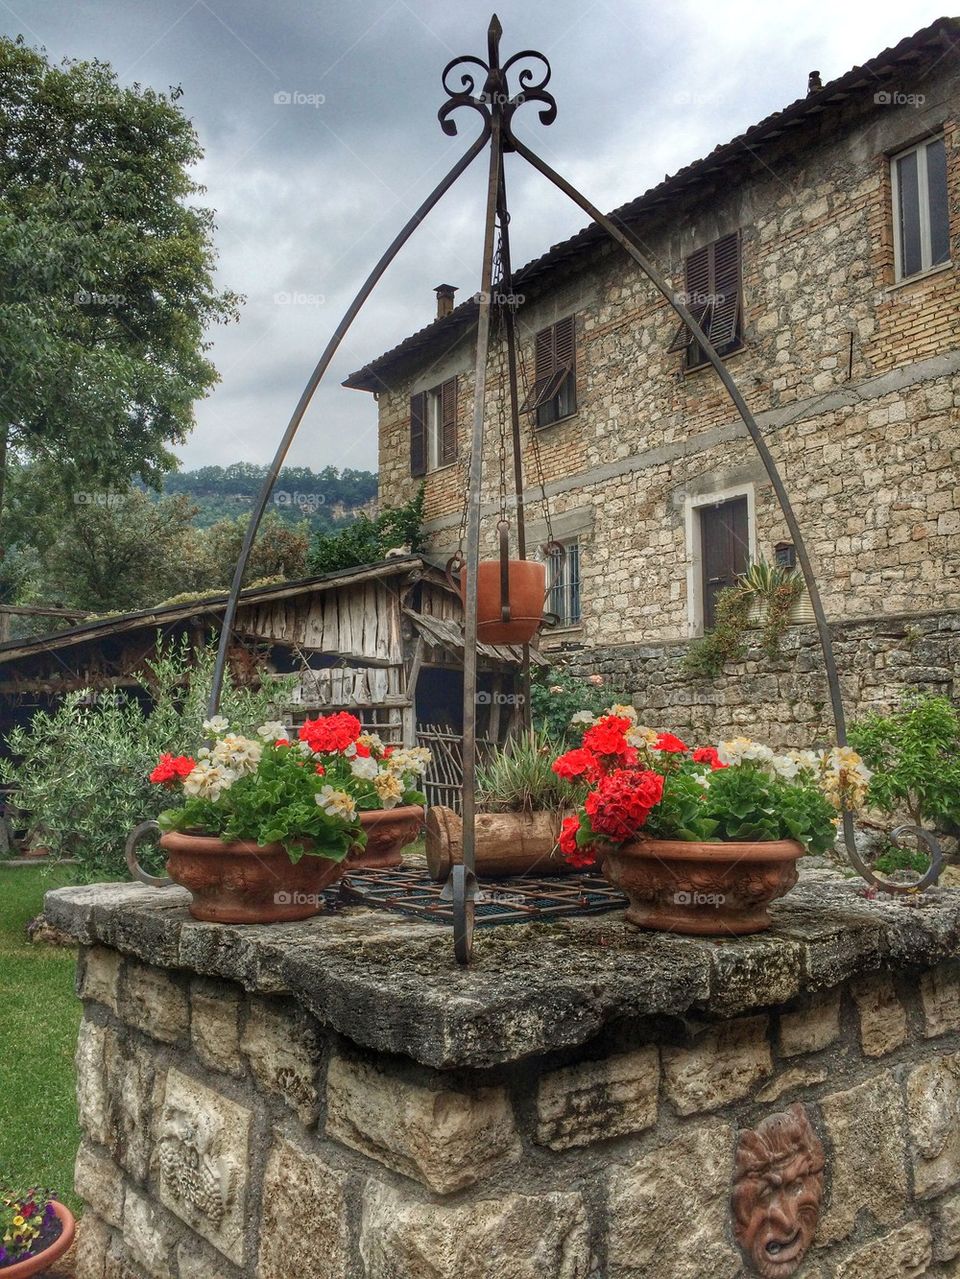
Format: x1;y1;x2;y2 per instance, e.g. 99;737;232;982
157;463;378;532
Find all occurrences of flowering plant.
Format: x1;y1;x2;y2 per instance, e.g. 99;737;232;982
152;714;430;862
0;1187;59;1268
552;706;867;867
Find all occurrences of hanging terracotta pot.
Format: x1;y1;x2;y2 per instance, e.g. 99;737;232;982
459;558;546;645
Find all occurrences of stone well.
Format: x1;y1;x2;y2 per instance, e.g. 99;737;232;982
46;867;960;1279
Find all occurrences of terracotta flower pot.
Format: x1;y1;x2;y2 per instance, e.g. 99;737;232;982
159;831;345;924
460;559;546;645
1;1201;75;1278
347;805;424;870
602;837;805;935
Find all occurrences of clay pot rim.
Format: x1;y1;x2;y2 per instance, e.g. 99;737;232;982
619;836;805;862
158;830;336;860
0;1202;76;1279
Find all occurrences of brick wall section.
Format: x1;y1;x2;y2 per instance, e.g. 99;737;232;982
371;69;960;649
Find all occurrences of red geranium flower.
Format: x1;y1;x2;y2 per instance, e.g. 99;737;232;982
692;746;726;770
354;742;371;758
298;711;362;754
552;748;600;782
652;732;688;754
583;768;664;843
558;814;596;868
149;754;195;785
582;715;633;763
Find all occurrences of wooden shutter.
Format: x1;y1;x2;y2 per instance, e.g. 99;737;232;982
440;377;457;466
522;318;576;418
700;496;749;629
708;232;741;346
410;391;427;478
668;245;712;351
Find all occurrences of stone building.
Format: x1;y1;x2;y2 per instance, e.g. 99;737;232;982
345;17;960;744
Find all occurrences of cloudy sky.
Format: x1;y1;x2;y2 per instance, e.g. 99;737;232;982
1;0;943;474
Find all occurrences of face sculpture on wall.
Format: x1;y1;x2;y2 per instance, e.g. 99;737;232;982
732;1103;825;1278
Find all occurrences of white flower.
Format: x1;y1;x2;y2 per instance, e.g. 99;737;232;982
607;703;638;723
202;715;229;735
570;711;597;726
626;724;658;748
182;761;237;802
373;771;405;809
358;732;385;755
386;747;432;776
343;742;358;758
257;721;288;741
350;755;380;781
210;733;262;777
315;786;357;821
297;740;314;757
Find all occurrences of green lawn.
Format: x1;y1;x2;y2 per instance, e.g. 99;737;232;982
0;865;83;1210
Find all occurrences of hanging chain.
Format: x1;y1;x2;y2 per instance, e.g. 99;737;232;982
493;222;511;528
516;338;555;548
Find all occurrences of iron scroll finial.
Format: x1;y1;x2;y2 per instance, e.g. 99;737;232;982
438;14;557;140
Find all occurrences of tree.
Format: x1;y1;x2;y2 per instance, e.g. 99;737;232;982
0;36;241;556
200;512;309;586
308;488;424;576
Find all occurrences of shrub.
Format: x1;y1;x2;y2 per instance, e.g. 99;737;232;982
476;729;576;813
530;667;621;744
0;637;292;879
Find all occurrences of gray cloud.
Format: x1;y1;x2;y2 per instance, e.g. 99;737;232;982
2;0;943;471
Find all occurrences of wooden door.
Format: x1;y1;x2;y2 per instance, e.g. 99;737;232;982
700;497;749;629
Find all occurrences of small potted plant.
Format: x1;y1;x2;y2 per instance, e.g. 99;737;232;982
0;1187;75;1277
552;713;868;934
151;716;365;923
296;714;430;870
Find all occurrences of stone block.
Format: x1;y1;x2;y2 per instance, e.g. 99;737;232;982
934;1190;960;1262
73;1211;111;1279
905;1051;960;1198
119;962;188;1044
241;996;321;1123
155;1067;252;1265
851;972;908;1057
359;1180;593;1279
257;1135;351;1279
122;1186;179;1279
920;961;960;1037
663;1016;772;1115
818;1072;907;1243
190;980;242;1078
756;1064;828;1104
176;1238;239;1279
607;1121;739;1278
75;1142;125;1229
76;1020;114;1148
778;990;841;1057
79;946;123;1014
834;1221;932;1279
536;1047;659;1149
326;1051;520;1193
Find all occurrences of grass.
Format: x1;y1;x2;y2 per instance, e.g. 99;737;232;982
0;864;83;1210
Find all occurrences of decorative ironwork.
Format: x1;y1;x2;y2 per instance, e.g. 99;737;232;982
438;16;556;141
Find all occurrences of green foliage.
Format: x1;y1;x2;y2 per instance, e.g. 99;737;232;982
0;36;240;550
682;586;751;678
309;488;424;575
476;729;577;813
872;840;930;876
850;694;960;831
683;558;803;677
0;638;291;878
530;667;618;744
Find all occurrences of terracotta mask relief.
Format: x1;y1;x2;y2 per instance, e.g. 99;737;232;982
732;1103;825;1277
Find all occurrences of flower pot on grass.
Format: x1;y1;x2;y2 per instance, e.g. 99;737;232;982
348;805;424;870
602;837;805;935
0;1200;75;1278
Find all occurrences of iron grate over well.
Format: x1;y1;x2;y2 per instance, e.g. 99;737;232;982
337;864;627;928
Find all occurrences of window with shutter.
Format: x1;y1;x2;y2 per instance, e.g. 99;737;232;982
891;136;951;281
520;315;577;426
668;233;743;368
411;378;457;476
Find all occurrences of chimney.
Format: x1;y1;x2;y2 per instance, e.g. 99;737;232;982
434;283;457;319
807;70;822;95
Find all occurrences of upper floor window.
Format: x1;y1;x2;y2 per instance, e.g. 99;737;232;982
410;377;457;477
521;315;577;427
668;231;742;369
892;136;950;281
546;538;581;626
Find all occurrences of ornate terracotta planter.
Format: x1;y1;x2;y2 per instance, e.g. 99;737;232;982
460;559;546;645
1;1201;75;1279
602;837;805;935
347;805;424;870
159;831;345;924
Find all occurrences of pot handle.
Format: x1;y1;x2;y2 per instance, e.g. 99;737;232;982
498;520;512;623
445;551;465;593
125;820;173;888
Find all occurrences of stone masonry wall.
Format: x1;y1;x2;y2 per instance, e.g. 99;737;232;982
554;608;960;748
70;924;960;1279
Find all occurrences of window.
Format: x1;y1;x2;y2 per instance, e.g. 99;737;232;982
699;496;749;629
520;315;576;427
410;377;457;477
546;539;581;626
892;136;950;280
668;232;742;369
